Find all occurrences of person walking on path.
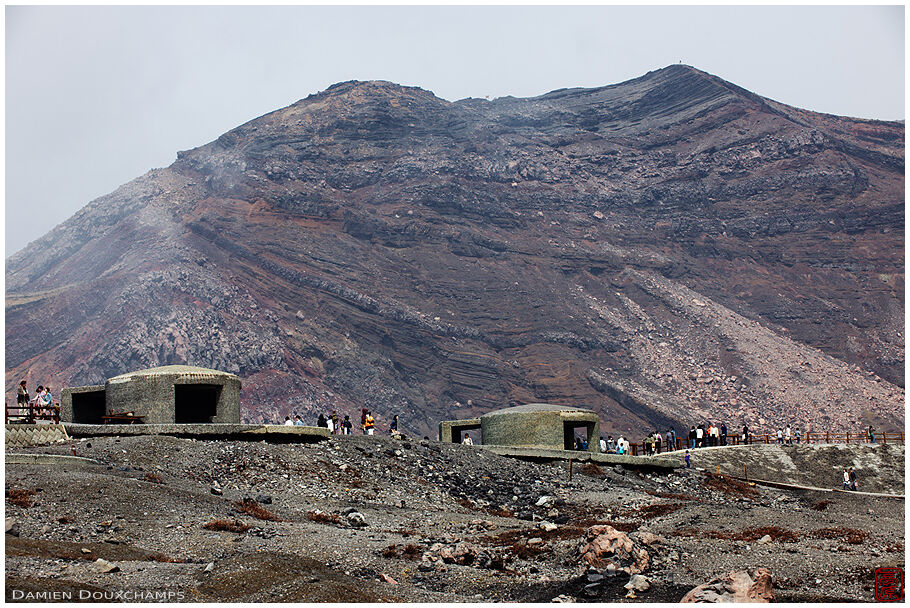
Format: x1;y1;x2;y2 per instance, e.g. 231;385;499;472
776;428;784;444
868;426;875;443
684;450;691;468
842;468;851;490
795;428;801;443
785;425;792;445
849;467;858;491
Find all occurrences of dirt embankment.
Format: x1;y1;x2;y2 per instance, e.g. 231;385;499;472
659;443;904;493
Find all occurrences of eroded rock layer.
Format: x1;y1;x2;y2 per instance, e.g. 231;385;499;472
6;65;904;436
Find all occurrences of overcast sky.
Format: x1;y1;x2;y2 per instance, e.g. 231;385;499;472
5;5;905;257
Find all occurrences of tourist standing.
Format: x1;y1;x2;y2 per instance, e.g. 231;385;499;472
795;428;801;443
390;415;399;435
317;413;327;428
842;468;851;490
16;380;29;407
462;433;473;445
684;450;691;468
849;467;858;491
689;426;697;449
785;425;792;445
326;413;335;434
868;426;875;443
695;425;704;448
720;423;727;446
293;415;304;426
742;424;749;445
607;436;616;453
330;411;339;434
667;427;676;452
599;436;607;453
776;428;783;444
364;411;375;435
360;408;368;434
342;415;353;435
284;416;294;426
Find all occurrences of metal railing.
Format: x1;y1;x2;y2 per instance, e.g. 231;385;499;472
5;402;61;424
623;430;904;456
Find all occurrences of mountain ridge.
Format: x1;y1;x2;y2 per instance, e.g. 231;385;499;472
6;65;903;437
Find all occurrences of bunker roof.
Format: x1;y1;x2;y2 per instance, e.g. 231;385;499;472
107;365;240;384
481;403;595;417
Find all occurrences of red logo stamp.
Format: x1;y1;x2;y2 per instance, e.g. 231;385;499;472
875;567;904;602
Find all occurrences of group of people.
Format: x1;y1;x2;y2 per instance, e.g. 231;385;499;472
774;425;802;444
15;380;57;419
598;435;632;455
842;467;859;491
286;409;401;437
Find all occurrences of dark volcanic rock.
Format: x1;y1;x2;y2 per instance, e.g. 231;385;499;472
5;65;904;436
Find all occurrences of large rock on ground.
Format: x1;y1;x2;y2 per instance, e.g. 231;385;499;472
578;525;649;574
680;568;774;602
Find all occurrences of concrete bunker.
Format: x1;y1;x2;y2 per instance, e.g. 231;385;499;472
438;418;482;444
440;404;600;452
61;365;241;424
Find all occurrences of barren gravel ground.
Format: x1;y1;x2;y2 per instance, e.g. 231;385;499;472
5;434;904;602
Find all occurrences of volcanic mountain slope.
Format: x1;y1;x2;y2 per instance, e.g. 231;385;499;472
6;65;904;436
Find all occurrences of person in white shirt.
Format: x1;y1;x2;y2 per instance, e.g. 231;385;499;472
462;434;473;445
599;436;607;453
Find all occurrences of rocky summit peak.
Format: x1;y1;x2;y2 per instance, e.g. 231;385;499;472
6;66;903;437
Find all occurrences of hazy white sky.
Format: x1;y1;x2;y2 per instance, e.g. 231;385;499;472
5;5;905;257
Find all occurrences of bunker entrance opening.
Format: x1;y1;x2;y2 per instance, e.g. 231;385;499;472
174;384;221;423
564;421;594;451
451;423;481;444
71;390;106;424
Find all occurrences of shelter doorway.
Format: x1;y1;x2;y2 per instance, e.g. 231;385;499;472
452;423;482;444
71;390;106;424
564;421;594;451
174;384;221;423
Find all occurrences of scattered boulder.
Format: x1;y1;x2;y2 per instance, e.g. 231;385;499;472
625;574;651;593
92;558;120;573
540;522;558;532
681;568;775;603
579;525;649;574
6;519;20;537
204;562;215;573
633;531;664;546
210;486;223;496
345;512;367;527
758;534;772;544
256;494;272;505
380;573;398;585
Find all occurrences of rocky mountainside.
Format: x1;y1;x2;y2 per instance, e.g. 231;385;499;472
6;65;904;436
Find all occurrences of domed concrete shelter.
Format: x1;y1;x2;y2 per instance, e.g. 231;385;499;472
61;365;241;425
440;403;600;452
